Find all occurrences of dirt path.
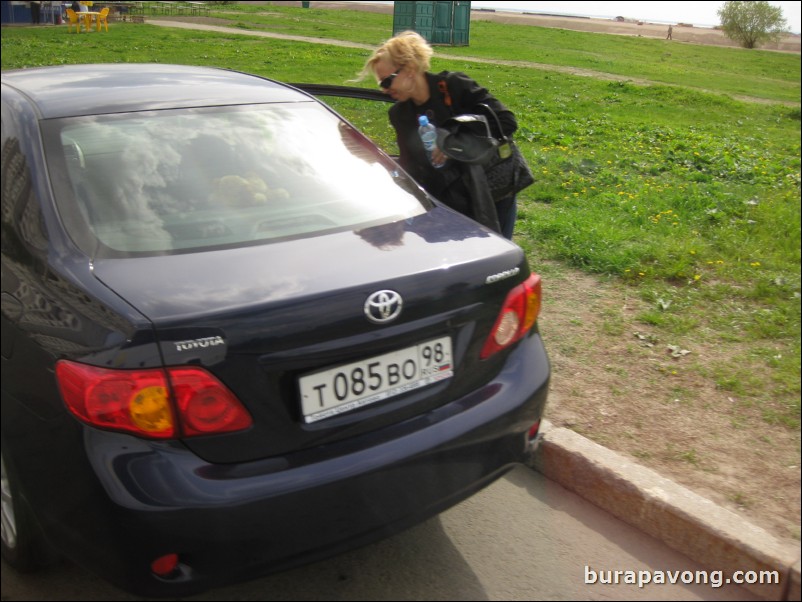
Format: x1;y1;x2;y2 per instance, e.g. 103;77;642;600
528;258;801;545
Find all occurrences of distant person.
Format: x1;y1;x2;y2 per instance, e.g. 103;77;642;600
666;24;673;40
30;1;41;24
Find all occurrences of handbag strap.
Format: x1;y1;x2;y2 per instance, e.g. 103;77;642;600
439;79;509;144
477;103;510;143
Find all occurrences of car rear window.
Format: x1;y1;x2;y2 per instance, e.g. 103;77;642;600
43;103;429;256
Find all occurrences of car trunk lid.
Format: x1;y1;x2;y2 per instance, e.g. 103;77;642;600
91;208;528;462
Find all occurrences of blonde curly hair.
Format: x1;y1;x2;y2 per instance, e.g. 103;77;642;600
359;30;433;80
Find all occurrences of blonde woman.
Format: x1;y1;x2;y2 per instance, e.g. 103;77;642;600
362;31;520;238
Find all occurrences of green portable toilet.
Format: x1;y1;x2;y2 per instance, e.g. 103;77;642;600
393;1;471;46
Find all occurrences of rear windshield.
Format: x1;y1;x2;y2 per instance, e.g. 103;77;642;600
43;103;429;257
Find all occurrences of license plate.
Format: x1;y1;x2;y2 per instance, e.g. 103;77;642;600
299;337;453;423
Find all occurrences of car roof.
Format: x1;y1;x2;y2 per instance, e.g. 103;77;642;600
1;64;312;119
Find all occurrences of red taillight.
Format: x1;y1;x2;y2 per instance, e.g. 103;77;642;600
528;420;541;442
151;553;179;577
56;362;252;439
480;274;542;359
56;362;176;438
169;367;253;437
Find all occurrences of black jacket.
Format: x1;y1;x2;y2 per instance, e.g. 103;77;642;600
388;71;517;219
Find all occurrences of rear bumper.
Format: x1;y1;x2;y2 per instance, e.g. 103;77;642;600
37;335;549;597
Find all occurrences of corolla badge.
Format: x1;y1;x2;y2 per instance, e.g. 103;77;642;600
364;290;403;324
485;267;520;284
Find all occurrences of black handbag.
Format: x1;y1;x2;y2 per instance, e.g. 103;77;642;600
436;87;534;203
476;103;535;202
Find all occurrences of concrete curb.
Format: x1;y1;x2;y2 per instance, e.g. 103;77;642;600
528;421;801;601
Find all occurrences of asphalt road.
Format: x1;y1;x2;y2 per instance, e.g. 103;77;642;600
2;466;757;601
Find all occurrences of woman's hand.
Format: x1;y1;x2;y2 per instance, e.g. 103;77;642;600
431;146;448;168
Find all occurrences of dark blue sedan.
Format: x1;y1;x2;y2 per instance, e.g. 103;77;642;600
0;64;550;597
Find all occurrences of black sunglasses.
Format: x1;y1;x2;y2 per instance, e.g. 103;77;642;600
379;68;401;90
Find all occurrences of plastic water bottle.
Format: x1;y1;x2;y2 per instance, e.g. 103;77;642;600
418;115;443;169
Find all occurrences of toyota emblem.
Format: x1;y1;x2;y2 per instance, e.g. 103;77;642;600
364;290;403;324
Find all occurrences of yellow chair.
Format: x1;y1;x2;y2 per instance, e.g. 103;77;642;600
96;7;110;32
65;8;85;33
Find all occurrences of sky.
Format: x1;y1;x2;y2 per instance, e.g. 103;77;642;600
468;1;801;34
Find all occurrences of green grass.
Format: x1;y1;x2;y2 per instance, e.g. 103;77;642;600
1;8;800;428
440;23;800;103
161;2;801;104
